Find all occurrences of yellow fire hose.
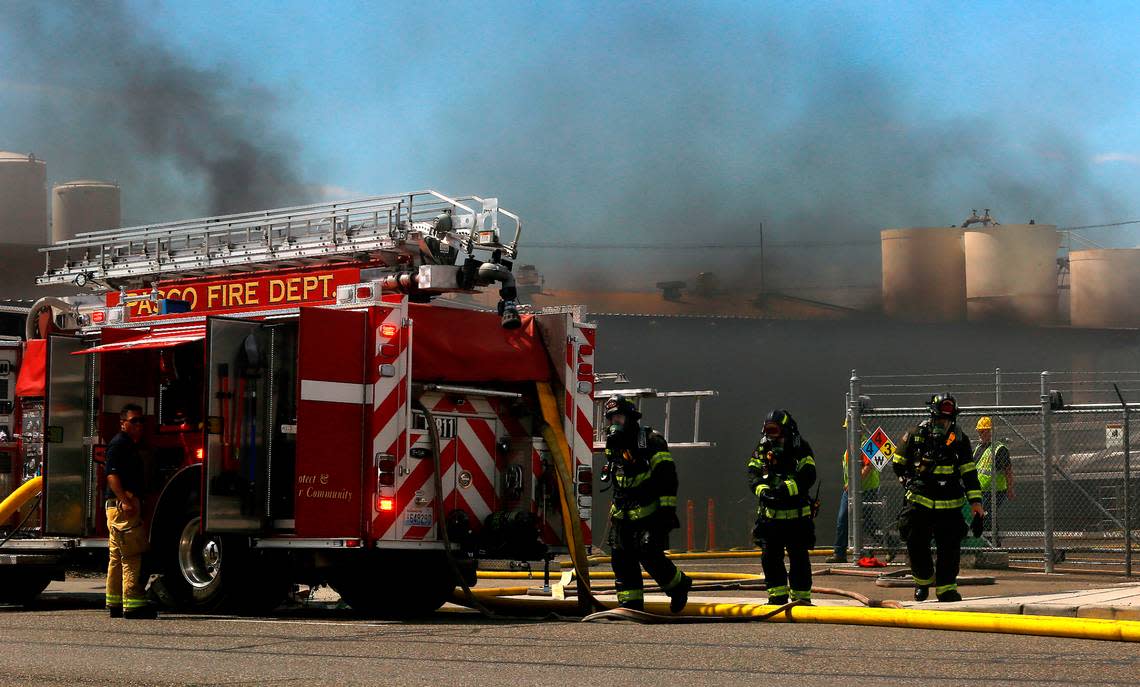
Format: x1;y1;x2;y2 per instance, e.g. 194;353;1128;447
536;381;599;614
0;476;42;525
453;587;1140;642
478;570;764;581
571;549;837;567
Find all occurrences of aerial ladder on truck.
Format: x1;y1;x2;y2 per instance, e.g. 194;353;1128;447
2;190;601;616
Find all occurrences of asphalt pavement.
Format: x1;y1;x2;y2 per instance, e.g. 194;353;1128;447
0;570;1137;687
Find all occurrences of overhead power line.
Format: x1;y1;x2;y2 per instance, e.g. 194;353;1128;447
1059;219;1140;231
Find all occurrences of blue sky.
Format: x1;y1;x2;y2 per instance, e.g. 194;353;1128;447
2;1;1139;286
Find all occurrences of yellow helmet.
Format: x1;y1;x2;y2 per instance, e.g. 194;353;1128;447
976;416;993;431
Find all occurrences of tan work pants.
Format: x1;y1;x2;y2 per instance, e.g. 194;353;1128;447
105;501;148;611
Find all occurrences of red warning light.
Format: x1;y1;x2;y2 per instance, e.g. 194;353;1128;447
378;497;395;512
90;310;107;324
380;323;399;338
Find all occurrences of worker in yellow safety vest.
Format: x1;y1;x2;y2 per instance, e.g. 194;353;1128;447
974;416;1014;545
827;419;884;563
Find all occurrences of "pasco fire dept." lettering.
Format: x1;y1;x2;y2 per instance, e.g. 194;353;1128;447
122;273;340;316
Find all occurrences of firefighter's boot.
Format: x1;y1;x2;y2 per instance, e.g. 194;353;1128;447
669;575;692;613
937;589;962;603
107;605;122;618
124;605;158;620
914;585;930;602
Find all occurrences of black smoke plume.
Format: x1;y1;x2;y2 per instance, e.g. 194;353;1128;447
1;2;310;222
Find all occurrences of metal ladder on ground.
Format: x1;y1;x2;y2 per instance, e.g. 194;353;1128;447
37;190;520;289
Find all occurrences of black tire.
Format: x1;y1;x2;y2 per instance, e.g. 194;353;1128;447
151;498;289;615
0;569;52;605
330;553;455;618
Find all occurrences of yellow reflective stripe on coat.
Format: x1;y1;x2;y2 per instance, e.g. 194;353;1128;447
932;465;956;475
610;501;659;520
755;484;769;498
783;479;799;496
615;471;651;488
892;453;907;464
966;490;983;501
958;461;978;474
905;491;965;509
762;505;812;519
650;451;673;469
748;458;766;470
796;455;815;469
659;495;677;507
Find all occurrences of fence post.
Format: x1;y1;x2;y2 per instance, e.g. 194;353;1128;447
848;370;863;557
1041;371;1055;573
1126;406;1133;578
992;367;1002;546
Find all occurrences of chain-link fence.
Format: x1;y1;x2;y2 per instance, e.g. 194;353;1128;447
844;370;1139;576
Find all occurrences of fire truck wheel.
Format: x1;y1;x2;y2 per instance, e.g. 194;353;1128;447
331;557;455;618
0;568;52;605
153;506;289;615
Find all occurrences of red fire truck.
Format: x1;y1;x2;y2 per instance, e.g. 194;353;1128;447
0;191;597;615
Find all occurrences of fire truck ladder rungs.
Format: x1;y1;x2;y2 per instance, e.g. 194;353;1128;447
593;388;718;449
37;190;520;289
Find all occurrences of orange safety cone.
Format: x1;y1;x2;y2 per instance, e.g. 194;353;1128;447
686;498;695;552
707;497;717;551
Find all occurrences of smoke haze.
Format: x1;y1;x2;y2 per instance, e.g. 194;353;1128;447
0;3;1129;294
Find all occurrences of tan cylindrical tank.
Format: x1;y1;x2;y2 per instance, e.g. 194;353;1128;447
1069;249;1140;328
0;151;48;245
51;180;121;243
881;227;966;321
965;224;1059;324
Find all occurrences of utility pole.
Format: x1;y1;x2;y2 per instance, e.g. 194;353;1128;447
759;221;765;295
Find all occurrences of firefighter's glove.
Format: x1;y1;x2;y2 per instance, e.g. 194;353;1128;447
659;506;680;532
758;487;779;505
970;512;984;538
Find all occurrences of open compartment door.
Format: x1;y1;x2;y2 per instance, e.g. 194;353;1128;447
293;308;368;537
204;318;270;532
43;335;98;536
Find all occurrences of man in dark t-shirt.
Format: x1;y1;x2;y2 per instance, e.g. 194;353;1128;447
105;403;156;619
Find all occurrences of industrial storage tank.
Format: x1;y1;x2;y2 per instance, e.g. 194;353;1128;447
0;151;48;245
51;180;121;243
881;227;966;321
1069;249;1140;328
965;223;1060;324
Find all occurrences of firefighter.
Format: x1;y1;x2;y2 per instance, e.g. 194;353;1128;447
604;394;692;613
974;416;1014;546
105;404;157;619
893;393;984;602
748;409;816;605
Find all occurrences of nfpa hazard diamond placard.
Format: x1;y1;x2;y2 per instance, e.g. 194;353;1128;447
861;426;896;472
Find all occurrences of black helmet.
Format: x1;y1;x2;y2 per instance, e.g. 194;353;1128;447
603;394;641;422
763;409;798;438
929;392;958;420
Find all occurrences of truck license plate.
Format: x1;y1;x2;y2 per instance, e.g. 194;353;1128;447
405;510;433;527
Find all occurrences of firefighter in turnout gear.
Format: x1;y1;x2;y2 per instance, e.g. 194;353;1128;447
748;409;817;605
105;404;157;619
604;395;692;612
893;393;985;602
